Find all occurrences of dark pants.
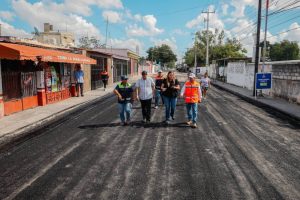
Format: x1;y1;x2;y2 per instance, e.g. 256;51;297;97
102;80;108;88
76;83;83;96
140;99;152;121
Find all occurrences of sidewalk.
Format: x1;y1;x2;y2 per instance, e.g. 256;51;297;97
211;80;300;123
0;75;141;147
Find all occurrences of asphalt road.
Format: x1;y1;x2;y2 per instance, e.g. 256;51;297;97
0;85;299;200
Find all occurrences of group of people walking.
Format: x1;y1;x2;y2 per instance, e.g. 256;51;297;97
113;70;210;128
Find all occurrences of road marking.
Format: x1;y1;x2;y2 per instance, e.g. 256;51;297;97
4;138;86;200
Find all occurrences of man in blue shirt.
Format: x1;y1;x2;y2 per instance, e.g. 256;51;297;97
74;65;84;97
114;75;134;126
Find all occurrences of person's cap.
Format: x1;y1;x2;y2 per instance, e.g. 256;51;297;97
121;75;128;80
142;71;148;75
158;70;162;73
188;73;196;78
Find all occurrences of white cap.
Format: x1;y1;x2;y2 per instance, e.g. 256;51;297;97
188;73;196;78
158;70;162;73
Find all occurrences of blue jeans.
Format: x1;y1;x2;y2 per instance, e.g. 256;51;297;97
163;96;177;121
155;89;163;106
186;103;198;123
118;103;132;122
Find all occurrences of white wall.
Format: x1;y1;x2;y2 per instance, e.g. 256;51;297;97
227;62;247;88
227;62;272;92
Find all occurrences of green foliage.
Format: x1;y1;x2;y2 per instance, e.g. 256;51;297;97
269;40;300;61
184;29;247;67
78;36;103;49
146;44;177;67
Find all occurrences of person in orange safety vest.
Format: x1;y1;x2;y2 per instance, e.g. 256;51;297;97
180;73;202;128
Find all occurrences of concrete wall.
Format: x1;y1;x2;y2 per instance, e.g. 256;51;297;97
82;64;91;92
208;63;217;79
272;64;300;104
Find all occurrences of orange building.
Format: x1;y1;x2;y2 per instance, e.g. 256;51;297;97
0;42;95;117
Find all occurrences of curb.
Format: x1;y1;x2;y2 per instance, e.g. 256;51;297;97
0;77;140;152
0;92;114;152
211;82;300;125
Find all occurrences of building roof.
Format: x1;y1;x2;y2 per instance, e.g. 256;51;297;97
0;42;96;65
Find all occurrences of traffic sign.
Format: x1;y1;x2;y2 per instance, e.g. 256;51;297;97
256;73;272;90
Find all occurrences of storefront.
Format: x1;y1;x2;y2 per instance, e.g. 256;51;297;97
87;51;112;90
0;42;95;116
113;57;129;82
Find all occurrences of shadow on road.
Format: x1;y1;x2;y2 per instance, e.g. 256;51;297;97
78;121;189;129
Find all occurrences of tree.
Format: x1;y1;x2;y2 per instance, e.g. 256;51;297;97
146;44;177;68
184;29;247;67
269;40;300;61
78;36;103;49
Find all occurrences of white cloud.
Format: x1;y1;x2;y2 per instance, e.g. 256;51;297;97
152;37;178;53
222;4;229;15
102;10;123;24
280;22;300;43
64;0;123;16
230;0;256;18
172;29;188;36
0;11;15;21
110;38;143;53
0;19;31;37
186;8;224;30
126;15;164;37
11;0;102;40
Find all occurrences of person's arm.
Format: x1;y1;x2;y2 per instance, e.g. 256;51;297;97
151;78;155;96
180;84;186;97
198;85;202;102
173;79;180;90
113;86;123;100
135;80;140;100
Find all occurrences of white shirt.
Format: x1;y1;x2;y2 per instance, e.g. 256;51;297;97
136;77;155;100
201;77;210;87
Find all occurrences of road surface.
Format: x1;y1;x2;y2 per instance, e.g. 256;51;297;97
0;85;299;200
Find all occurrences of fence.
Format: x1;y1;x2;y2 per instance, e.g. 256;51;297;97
2;71;37;101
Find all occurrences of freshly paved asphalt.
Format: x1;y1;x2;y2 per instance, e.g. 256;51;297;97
0;86;299;200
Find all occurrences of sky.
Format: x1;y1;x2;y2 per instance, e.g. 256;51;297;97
1;0;300;61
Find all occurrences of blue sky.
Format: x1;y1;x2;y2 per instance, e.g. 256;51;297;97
1;0;300;59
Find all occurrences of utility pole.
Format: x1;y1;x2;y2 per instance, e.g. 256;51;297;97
202;10;215;69
262;0;269;72
105;17;108;49
253;0;262;96
194;33;197;76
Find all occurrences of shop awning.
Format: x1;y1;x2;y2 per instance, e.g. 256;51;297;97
0;42;96;65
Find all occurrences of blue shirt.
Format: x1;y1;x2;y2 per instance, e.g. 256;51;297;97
74;70;84;83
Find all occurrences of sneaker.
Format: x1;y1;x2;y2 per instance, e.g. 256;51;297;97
154;106;158;109
164;120;170;124
171;116;175;120
146;120;151;124
125;119;130;125
142;118;147;123
186;121;192;125
191;123;197;128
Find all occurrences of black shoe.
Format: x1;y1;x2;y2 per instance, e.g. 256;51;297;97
81;94;84;97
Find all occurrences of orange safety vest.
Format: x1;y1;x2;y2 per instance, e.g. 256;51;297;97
184;81;201;103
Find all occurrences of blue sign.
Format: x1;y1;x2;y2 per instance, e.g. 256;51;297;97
256;73;272;90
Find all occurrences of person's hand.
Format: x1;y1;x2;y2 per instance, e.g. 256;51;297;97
118;95;124;101
198;100;201;103
180;94;184;98
162;88;167;92
136;96;139;101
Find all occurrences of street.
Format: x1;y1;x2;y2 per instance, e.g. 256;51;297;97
0;85;299;200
